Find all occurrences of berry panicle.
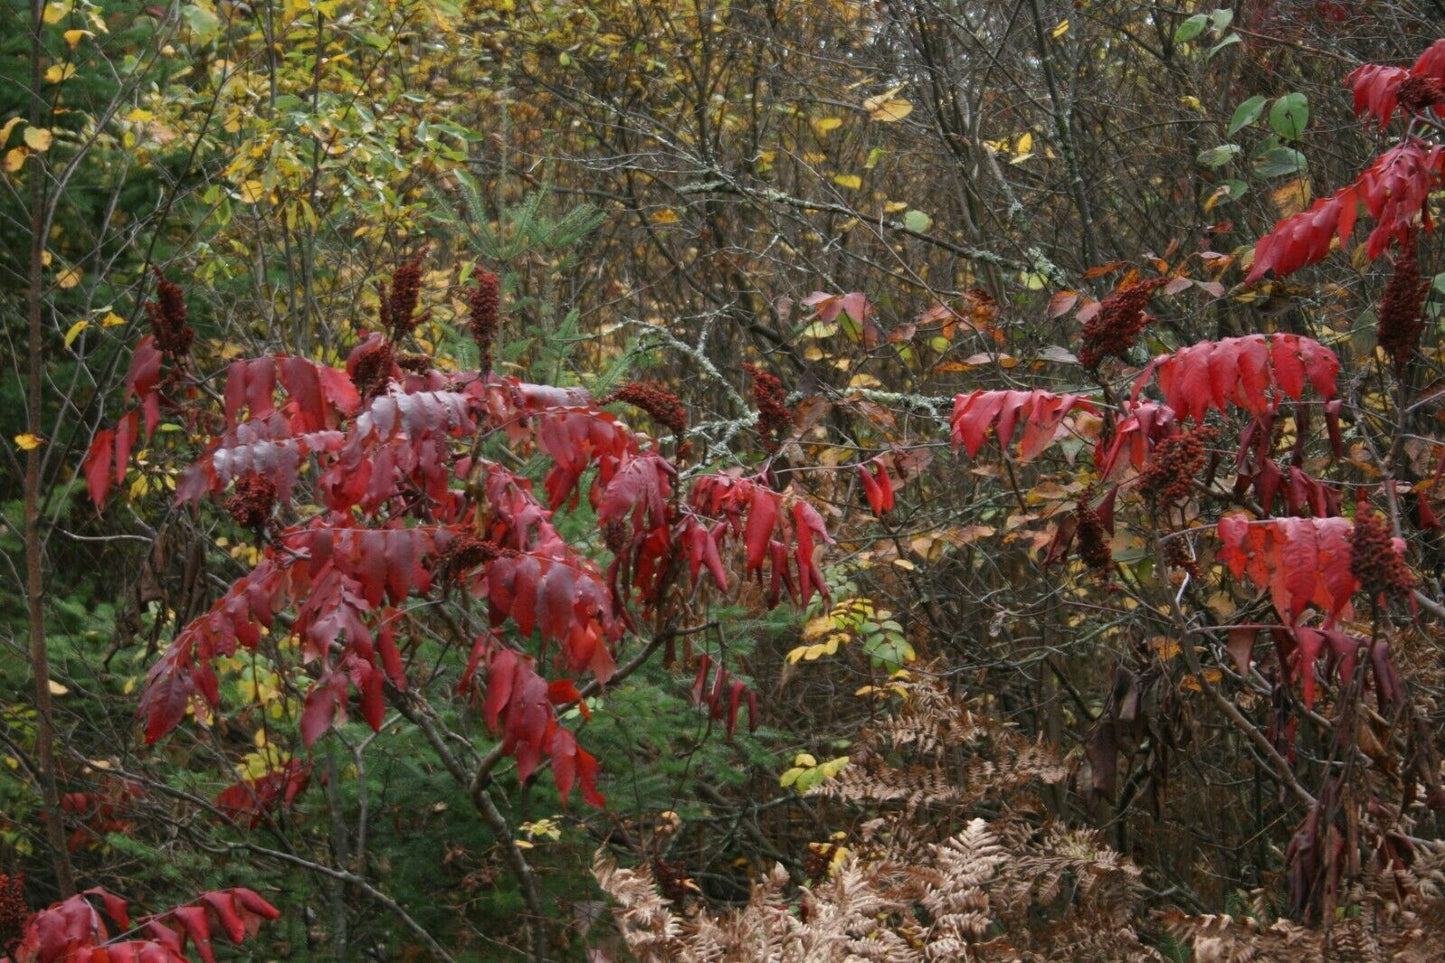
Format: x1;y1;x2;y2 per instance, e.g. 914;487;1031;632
743;362;791;453
468;268;502;372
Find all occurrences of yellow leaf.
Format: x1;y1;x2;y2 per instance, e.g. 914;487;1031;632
3;147;26;172
44;63;75;84
892;558;916;570
238;180;266;203
847;373;882;389
57;266;82;288
1148;636;1182;660
862;86;903;111
14;433;44;450
651;207;678;224
811;116;843;134
63;29;92;48
48;679;68;695
1271;177;1312;218
125;108;155;123
793;753;817;768
803;616;835;640
833;173;862;189
101;311;125;327
1050;18;1069;38
883;200;907;213
42;2;69;24
1016;132;1033;153
23;127;52;151
867;98;913;122
63;318;88;347
0;117;21;145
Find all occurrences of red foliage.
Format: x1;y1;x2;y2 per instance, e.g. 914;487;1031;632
215;760;312;828
1136;333;1339;423
950;389;1096;461
8;887;277;963
1346;39;1445;127
89;256;831;811
1217;515;1363;624
857;457;895;516
1247;140;1444;281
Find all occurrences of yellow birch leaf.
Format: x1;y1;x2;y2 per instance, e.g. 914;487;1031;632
48;680;68;695
0;117;21;145
811;116;843;134
238;180;266;203
44;63;75;84
63;318;88;347
23;127;52;151
1050;18;1069;38
14;433;44;450
868;98;913;122
63;29;92;48
101;311;125;327
3;147;26;172
42;2;68;24
57;266;82;288
833;173;862;189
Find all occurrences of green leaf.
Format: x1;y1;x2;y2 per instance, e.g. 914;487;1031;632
1207;33;1241;59
902;209;931;232
1197;144;1241;167
1209;8;1234;30
1269;93;1309;140
1175;14;1208;42
1253;146;1308;179
1227;95;1267;136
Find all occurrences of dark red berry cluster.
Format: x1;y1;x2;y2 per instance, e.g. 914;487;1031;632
379;248;431;340
602;519;630;555
1075;499;1112;573
1164;537;1200;580
146;273;195;357
603;381;687;434
1398;75;1445;116
225;472;278;531
743;362;791;453
1377;237;1427;377
1140;425;1217;507
0;872;25;956
1351;508;1414;604
349;336;396;399
396;352;431;374
468;269;501;372
650;857;695;907
435;534;500;582
1078;277;1169;370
